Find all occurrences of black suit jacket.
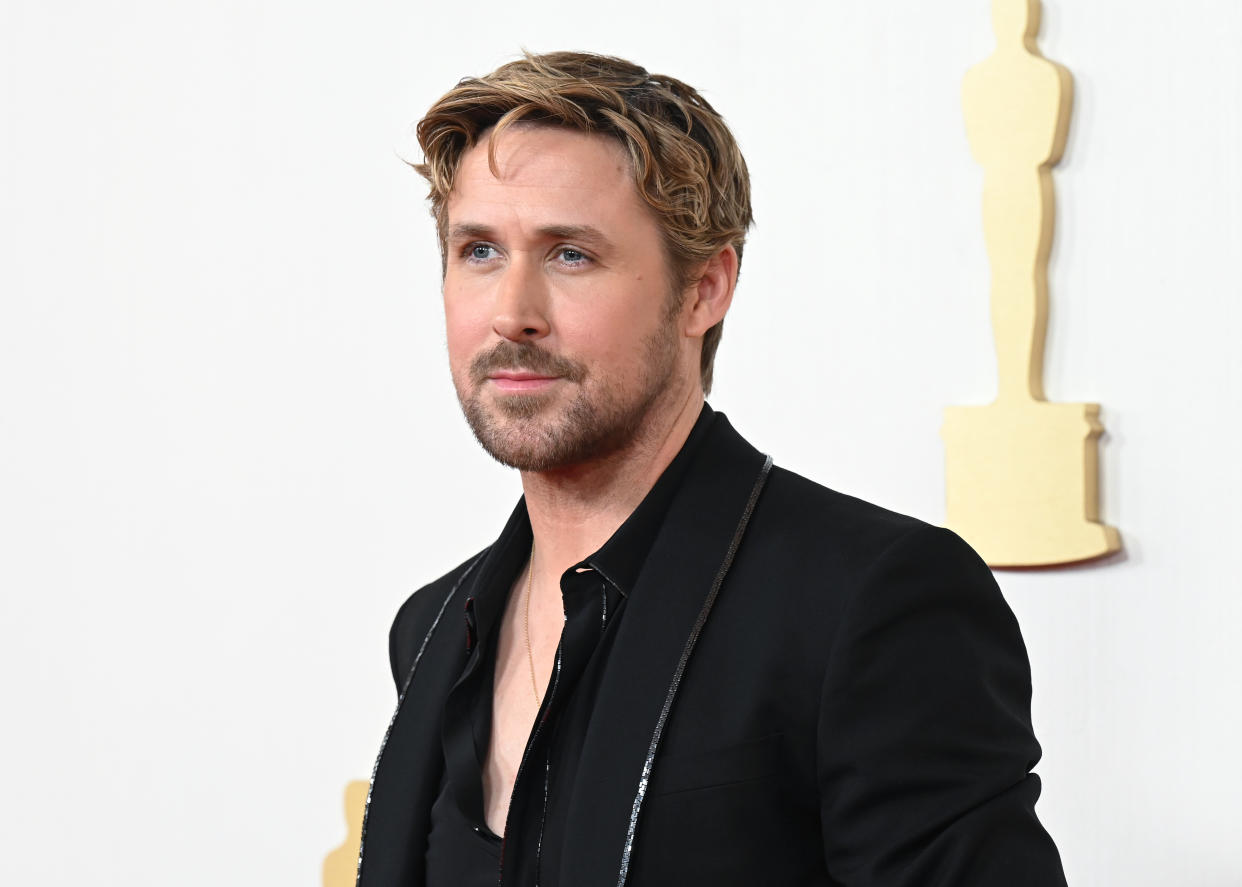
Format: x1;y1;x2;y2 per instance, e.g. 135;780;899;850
357;412;1067;886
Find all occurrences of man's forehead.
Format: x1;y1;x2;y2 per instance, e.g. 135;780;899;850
479;122;630;176
451;127;630;199
445;126;643;234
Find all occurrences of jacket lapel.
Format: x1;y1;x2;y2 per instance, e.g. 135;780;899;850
356;552;487;887
557;414;772;886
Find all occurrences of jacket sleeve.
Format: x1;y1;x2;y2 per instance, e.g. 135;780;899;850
817;525;1067;886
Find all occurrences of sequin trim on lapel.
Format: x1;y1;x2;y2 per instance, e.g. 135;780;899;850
355;550;487;885
616;454;773;886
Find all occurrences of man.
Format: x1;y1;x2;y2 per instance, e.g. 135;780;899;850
358;52;1067;886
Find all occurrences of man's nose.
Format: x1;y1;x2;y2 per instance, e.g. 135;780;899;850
491;256;550;342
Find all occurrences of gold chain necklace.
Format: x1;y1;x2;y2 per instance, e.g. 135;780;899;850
524;542;541;705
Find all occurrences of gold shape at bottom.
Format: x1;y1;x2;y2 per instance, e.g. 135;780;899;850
942;401;1121;568
323;780;369;887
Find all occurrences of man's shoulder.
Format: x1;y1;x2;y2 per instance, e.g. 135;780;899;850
740;461;997;604
740;462;1004;659
693;411;981;589
756;463;937;562
707;413;943;568
387;548;489;688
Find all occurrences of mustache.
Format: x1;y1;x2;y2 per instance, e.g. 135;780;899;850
469;340;587;385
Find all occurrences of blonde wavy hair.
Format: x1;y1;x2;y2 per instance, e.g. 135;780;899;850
413;51;754;394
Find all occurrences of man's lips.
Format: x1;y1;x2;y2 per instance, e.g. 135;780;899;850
486;371;561;392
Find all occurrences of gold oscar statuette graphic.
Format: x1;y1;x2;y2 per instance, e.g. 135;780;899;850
942;0;1121;567
323;780;369;887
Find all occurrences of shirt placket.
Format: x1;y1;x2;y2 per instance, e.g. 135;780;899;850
501;567;615;887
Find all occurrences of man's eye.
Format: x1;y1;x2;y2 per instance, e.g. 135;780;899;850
468;244;497;261
557;247;588;265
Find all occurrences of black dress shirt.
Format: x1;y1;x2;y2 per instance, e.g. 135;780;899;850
425;406;714;887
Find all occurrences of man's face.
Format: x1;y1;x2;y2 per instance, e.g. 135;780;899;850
442;125;688;472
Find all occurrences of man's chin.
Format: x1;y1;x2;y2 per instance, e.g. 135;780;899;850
468;426;571;474
460;394;558;470
459;394;622;473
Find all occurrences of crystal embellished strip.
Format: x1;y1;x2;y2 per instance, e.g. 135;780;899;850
355;550;487;886
615;455;773;887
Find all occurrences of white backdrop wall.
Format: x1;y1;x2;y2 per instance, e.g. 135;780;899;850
2;2;1239;884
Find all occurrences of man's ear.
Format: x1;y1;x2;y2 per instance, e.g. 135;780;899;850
683;244;738;338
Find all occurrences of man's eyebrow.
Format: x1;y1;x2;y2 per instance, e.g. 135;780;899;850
535;225;614;250
446;223;495;242
446;222;615;250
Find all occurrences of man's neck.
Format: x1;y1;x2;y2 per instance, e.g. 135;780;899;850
519;386;704;582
